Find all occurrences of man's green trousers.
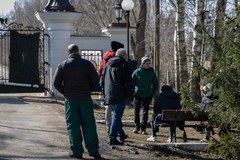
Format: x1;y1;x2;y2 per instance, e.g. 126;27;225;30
64;99;99;155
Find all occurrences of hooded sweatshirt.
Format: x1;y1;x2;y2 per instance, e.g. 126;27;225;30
97;50;115;77
153;87;181;113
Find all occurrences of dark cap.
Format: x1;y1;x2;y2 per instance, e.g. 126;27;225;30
111;41;124;52
161;84;172;92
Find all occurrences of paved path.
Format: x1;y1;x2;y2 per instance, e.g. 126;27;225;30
0;93;70;160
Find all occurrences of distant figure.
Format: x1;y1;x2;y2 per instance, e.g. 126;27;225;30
196;85;216;139
98;41;124;134
200;86;214;110
132;56;158;135
53;44;101;159
147;84;181;142
100;48;133;145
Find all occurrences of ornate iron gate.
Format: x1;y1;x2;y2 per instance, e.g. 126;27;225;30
0;22;45;93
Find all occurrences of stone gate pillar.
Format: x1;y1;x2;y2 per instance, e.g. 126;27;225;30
35;11;80;94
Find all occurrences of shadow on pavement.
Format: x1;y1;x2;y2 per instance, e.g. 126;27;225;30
0;124;67;134
0;97;28;104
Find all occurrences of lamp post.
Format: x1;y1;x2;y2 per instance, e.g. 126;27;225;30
121;0;134;61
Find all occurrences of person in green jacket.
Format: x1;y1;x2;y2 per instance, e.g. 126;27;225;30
132;56;159;134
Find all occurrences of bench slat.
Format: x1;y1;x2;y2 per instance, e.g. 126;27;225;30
162;110;208;121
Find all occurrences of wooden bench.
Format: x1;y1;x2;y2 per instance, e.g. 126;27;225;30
155;109;208;142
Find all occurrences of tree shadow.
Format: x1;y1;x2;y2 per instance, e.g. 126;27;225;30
126;143;222;160
0;124;67;134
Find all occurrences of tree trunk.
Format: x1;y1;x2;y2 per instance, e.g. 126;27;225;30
234;0;239;13
176;0;188;86
154;0;160;86
212;0;227;70
135;0;147;65
190;0;205;103
215;0;227;39
174;29;180;91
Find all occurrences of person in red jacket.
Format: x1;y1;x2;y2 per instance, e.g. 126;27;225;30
98;41;124;134
98;41;124;76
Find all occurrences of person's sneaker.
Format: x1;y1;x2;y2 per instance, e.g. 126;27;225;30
141;130;147;135
109;138;124;145
89;152;101;159
167;138;171;143
167;138;174;143
69;152;82;159
147;136;156;142
132;129;139;134
200;138;207;142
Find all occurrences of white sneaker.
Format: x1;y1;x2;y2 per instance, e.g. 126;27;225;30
167;138;171;143
167;138;175;143
147;136;156;142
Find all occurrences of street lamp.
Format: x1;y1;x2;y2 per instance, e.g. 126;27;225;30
114;0;123;23
121;0;134;61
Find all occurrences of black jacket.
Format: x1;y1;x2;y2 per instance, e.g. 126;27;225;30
154;89;181;113
100;56;133;105
53;54;99;100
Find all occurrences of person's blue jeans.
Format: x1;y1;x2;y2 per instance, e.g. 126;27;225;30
109;100;126;141
105;105;112;128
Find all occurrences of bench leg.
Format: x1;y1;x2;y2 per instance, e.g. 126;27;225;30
183;130;187;142
205;125;214;140
170;127;176;142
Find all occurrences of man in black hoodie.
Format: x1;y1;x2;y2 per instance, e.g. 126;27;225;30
100;48;134;145
147;84;181;142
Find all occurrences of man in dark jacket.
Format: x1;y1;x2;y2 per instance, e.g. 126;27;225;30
98;41;124;134
100;48;133;145
53;44;101;159
147;84;181;142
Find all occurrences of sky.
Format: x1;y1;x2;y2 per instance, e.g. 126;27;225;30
0;0;16;15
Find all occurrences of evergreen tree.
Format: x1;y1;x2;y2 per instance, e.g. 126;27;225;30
180;13;240;160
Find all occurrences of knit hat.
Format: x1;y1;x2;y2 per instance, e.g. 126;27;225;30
111;41;124;52
141;56;151;65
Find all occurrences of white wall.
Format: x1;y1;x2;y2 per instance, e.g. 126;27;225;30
71;36;110;53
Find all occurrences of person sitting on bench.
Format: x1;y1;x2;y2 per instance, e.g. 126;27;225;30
147;84;181;142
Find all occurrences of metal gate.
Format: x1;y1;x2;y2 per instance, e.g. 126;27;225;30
0;22;45;93
80;50;103;69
